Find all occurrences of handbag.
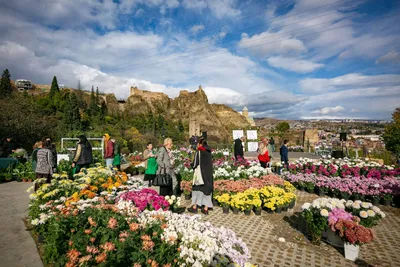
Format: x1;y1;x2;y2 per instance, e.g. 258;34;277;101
153;148;172;186
192;151;204;186
153;171;172;186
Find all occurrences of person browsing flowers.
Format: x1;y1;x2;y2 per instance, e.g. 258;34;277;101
187;137;214;215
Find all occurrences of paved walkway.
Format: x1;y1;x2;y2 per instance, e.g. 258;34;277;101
0;182;43;267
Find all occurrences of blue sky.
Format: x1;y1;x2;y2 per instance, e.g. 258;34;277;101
0;0;399;119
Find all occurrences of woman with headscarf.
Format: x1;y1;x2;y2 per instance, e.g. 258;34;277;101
257;138;270;168
143;142;158;187
103;133;114;168
72;135;93;173
187;137;214;215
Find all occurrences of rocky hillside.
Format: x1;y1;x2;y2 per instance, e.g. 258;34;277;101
105;86;250;142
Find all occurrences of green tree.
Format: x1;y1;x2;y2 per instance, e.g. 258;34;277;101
49;76;60;99
88;86;99;117
276;122;290;137
383;108;400;156
0;69;12;98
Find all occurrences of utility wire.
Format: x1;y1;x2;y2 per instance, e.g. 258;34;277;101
113;0;352;70
110;11;399;73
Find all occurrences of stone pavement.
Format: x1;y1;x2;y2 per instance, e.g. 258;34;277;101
0;182;43;267
182;191;400;267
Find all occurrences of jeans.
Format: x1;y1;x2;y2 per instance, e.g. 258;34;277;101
271;144;275;152
105;158;113;168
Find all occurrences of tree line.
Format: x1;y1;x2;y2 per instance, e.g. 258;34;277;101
0;69;186;153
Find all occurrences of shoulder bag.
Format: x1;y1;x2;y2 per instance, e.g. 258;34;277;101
192;151;204;186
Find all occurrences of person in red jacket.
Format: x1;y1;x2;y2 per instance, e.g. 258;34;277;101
103;133;114;168
257;138;270;168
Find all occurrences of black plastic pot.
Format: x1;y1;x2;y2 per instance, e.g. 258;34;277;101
232;207;239;214
244;209;251;215
222;206;230;214
254;208;262;215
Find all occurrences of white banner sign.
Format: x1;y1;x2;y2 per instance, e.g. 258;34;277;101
247;142;259;152
246;130;258;140
232;130;244;140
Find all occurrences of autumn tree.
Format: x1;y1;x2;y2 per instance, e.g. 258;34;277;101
383;108;400;156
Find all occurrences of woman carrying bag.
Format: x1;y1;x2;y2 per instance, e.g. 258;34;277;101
187;137;214;215
143;142;158;187
155;138;176;196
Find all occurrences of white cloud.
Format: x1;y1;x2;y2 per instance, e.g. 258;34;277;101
376;50;400;64
300;73;400;93
190;25;205;34
312;106;345;115
267;56;324;73
238;32;307;57
182;0;240;19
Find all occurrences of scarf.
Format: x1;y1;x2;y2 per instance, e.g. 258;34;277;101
198;146;206;151
104;133;110;143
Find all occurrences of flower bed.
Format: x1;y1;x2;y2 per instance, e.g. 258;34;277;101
287;158;400;178
180;174;284;196
283;172;400;202
28;167;256;266
301;197;386;244
214;181;297;214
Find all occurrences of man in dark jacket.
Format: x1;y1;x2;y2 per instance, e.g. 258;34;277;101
2;137;17;157
234;136;245;160
280;140;289;166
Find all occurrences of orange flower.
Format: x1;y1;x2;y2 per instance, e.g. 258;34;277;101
161;223;168;229
87;246;99;254
153;232;158;237
66;249;80;263
151;260;159;267
88;217;97;227
78;255;92;263
133;264;142;267
71;229;76;233
72;209;79;216
119;231;129;238
90;237;96;243
68;240;73;246
100;242;115;252
129;223;139;231
163;264;171;267
66;262;76;267
140;235;151;241
84;229;92;235
95;252;107;263
107;217;118;229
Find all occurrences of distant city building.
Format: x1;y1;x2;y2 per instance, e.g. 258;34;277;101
15;79;33;91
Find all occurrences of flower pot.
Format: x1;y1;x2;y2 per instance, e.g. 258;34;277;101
244;209;251;215
282;206;288;212
222;206;230;214
184;194;191;200
371;198;379;206
212;199;219;206
324;229;344;248
344;243;359;261
298;186;304;191
382;199;391;206
171;207;185;214
306;187;314;193
288;200;295;209
232;207;239;214
275;207;282;213
254;208;262;215
318;190;325;197
28;179;32;182
22;179;26;182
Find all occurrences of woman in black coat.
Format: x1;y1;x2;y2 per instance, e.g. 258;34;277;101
187;137;214;215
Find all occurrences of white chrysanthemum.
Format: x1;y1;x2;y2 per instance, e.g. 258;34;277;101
359;211;368;218
361;202;372;209
31;219;39;225
171;195;176;200
320;209;329;217
367;210;376;217
372;206;381;213
379;211;386;218
352;203;361;209
301;203;311;211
